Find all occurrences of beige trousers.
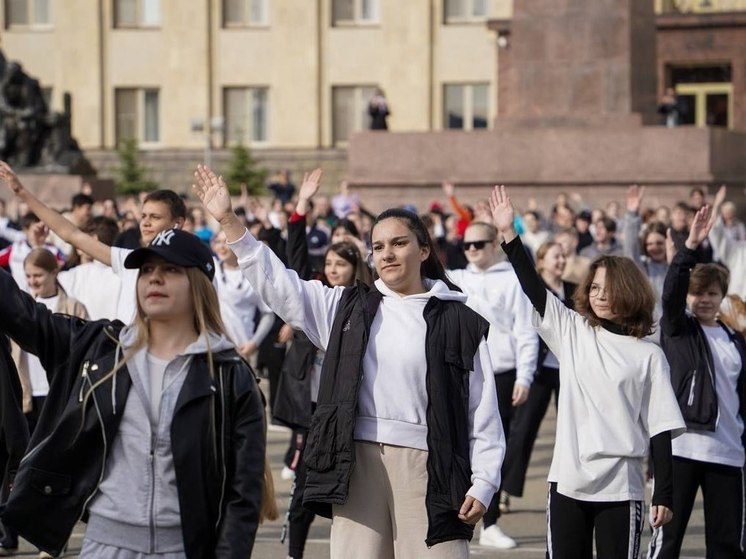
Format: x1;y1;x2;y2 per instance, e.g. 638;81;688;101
330;442;470;559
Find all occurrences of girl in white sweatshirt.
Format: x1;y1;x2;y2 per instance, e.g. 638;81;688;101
193;164;504;559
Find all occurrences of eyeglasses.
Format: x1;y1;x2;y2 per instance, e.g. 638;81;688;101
463;240;491;251
589;284;608;298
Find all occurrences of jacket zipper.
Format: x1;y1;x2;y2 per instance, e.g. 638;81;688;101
215;365;227;530
78;360;91;402
687;370;697;407
149;432;157;553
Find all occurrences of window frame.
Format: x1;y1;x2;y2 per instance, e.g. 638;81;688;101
443;0;488;24
442;82;490;131
331;0;379;27
114;87;161;147
331;84;378;146
4;0;53;29
113;0;162;29
222;86;271;147
222;0;270;28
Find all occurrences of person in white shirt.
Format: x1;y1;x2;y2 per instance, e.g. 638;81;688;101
649;205;746;559
490;185;685;559
447;220;538;550
194;164;505;559
57;216;122;320
211;230;274;361
0;161;186;323
15;248;89;430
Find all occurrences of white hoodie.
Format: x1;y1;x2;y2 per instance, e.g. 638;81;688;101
448;262;538;387
229;229;504;508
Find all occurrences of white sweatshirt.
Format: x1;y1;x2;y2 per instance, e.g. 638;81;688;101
448;262;538;387
228;229;504;508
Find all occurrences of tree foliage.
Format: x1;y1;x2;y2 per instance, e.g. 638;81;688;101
225;143;267;196
115;139;159;195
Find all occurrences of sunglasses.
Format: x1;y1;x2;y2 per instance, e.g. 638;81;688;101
463;240;491;251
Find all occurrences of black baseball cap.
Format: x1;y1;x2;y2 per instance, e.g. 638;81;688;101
124;228;215;280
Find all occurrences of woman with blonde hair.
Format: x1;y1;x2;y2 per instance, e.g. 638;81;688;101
0;228;267;558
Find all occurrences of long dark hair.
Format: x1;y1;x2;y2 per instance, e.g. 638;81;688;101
371;208;460;292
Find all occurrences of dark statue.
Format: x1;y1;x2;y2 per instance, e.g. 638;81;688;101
0;51;94;175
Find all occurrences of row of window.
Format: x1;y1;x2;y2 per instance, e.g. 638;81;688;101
113;84;489;146
4;0;489;28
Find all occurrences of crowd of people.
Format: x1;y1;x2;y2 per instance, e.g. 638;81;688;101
0;157;744;558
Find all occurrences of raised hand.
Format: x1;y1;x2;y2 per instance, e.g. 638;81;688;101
713;184;727;209
28;221;49;247
442;181;455;198
488;185;517;242
665;228;676;264
298;168;323;202
626;184;646;214
685;204;713;250
0;161;25;196
192;164;233;223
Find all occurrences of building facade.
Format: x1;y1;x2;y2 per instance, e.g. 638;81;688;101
0;0;744;195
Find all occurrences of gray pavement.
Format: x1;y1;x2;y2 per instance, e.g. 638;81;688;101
12;406;706;558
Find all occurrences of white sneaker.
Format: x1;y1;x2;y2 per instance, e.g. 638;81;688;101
280;466;296;480
479;525;517;549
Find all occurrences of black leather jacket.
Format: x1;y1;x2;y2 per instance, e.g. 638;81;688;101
0;268;266;558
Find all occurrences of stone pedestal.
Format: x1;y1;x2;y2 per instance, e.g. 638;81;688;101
346;0;746;217
10;174;115;214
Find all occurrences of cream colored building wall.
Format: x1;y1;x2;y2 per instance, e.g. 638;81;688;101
105;1;209;149
0;0;514;151
0;0;103;148
216;1;320;148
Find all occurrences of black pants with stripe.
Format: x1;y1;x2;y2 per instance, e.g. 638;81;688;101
647;456;745;559
547;483;644;559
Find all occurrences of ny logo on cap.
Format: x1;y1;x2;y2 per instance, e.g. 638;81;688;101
152;229;176;247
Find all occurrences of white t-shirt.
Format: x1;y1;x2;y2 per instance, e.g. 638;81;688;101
110;246;138;324
58;261;122;320
672;325;745;467
26;294;60;397
537;294;686;502
213;260;271;344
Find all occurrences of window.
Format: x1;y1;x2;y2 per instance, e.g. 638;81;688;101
444;0;487;22
224;87;269;145
4;0;51;27
114;0;161;28
668;64;733;128
223;0;268;26
332;85;376;145
443;84;489;130
332;0;378;25
665;0;746;13
115;88;160;145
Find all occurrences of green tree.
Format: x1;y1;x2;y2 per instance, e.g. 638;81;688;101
225;142;267;196
115;138;159;195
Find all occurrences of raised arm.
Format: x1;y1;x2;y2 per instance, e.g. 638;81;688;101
489;185;548;316
287;169;322;279
622;185;645;265
661;205;712;336
0;161;112;265
193;165;342;350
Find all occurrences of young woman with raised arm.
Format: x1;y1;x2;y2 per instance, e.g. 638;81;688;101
194;164;504;559
489;185;685;559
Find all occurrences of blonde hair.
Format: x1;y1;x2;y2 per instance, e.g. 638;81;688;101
79;265;278;521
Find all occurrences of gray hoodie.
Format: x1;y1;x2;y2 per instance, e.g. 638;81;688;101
85;326;234;554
